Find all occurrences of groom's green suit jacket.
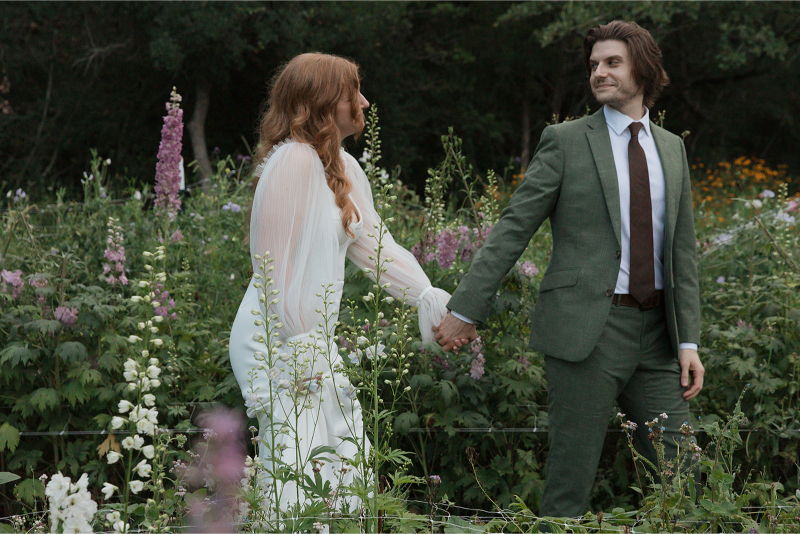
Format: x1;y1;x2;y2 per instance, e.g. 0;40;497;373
447;108;700;362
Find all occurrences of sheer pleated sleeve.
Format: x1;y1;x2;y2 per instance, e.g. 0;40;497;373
249;142;341;338
343;151;450;344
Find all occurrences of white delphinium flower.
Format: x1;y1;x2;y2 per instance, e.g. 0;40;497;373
143;393;156;407
111;416;126;430
129;480;144;494
137;419;156;436
151;338;163;347
106;511;121;523
107;450;122;464
46;472;97;534
133;434;145;449
142;444;155;459
365;343;386;361
127;335;142;344
135;460;152;478
101;482;117;500
147;365;161;379
121;436;135;450
118;400;134;413
113;520;130;533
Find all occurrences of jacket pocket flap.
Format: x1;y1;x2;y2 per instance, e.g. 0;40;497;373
539;268;580;292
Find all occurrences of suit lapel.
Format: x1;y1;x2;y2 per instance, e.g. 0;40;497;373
651;125;681;243
586;110;622;246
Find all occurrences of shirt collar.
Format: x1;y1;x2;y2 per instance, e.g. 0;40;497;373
603;104;652;137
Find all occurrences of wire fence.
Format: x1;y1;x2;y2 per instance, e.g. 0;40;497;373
2;496;798;534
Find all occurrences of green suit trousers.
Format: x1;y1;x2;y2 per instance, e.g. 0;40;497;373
539;301;692;519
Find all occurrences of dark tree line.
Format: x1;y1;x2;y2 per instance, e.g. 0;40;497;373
1;1;799;198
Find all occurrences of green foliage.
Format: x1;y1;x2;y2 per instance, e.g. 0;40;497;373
1;111;799;529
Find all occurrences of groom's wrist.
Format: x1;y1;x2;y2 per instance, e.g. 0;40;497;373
450;310;475;324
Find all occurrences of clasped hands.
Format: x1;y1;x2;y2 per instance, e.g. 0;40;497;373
432;311;478;352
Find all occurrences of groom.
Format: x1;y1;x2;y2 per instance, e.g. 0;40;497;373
435;20;704;518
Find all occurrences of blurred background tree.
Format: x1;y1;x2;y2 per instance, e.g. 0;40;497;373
1;1;798;198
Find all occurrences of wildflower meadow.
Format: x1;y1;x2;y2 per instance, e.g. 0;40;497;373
1;94;799;533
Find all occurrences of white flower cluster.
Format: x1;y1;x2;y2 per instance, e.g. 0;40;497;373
358;149;390;184
45;473;98;533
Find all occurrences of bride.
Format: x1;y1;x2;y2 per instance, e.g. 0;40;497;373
228;52;453;512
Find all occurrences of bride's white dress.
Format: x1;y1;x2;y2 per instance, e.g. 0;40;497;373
229;140;449;509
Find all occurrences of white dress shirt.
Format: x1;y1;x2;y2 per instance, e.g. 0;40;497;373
452;105;697;351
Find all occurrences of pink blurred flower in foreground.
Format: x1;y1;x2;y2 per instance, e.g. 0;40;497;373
54;306;79;327
154;87;184;219
186;408;246;533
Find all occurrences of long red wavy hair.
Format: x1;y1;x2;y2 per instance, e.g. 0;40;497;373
250;53;364;238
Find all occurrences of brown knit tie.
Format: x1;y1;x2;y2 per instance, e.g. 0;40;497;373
628;122;656;305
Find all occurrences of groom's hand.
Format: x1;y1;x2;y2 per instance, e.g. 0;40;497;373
679;348;705;400
432;312;477;352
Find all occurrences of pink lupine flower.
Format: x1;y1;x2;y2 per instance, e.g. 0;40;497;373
154;88;184;219
0;269;24;299
170;228;184;243
54;306;79;327
469;337;486;380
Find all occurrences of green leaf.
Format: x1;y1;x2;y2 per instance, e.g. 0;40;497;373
440;380;458;404
0;472;21;485
24;319;62;336
410;373;433;389
13;478;44;505
0;423;20;453
54;341;88;363
29;388;59;412
0;344;37;366
393;412;420;433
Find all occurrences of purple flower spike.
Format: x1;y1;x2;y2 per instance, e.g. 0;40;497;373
154;88;184;219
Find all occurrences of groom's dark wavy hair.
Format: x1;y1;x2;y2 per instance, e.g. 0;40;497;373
583;20;669;109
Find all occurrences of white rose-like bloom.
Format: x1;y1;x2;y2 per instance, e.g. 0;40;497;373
133;434;145;449
123;369;138;382
134;460;152;478
147;365;161;379
118;400;134;413
107;451;122;464
121;437;135;450
71;473;89;493
123;359;138;372
45;472;71;504
111;416;126;430
143;393;156;407
142;444;155;459
101;482;118;500
129;480;144;494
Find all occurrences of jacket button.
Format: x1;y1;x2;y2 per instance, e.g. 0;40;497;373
606;289;614;297
615;250;621;258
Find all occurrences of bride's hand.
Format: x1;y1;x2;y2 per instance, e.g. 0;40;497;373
432;312;477;352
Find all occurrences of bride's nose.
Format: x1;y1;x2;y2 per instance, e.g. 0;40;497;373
360;93;369;109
